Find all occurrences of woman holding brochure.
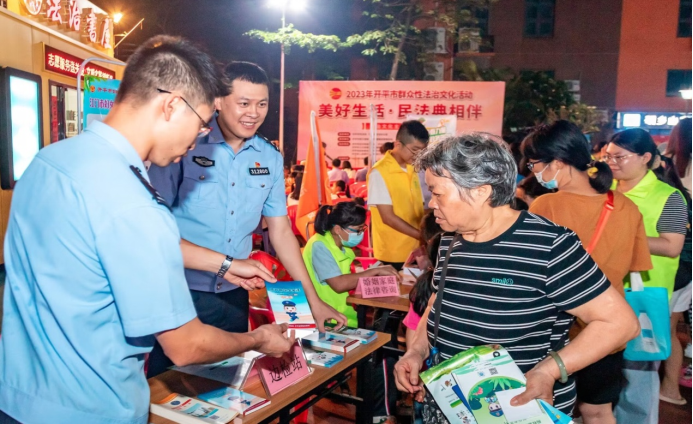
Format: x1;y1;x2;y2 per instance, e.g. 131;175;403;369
393;134;640;421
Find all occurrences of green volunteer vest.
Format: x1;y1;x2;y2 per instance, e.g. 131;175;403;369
615;171;683;298
302;232;358;327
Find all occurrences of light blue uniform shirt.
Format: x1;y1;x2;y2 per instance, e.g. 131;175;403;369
0;122;197;424
148;117;287;293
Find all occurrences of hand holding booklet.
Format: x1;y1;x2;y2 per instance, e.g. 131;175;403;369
420;345;560;424
266;280;317;338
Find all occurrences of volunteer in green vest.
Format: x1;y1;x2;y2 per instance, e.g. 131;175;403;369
368;121;429;271
303;201;400;327
302;201;401;423
606;128;688;424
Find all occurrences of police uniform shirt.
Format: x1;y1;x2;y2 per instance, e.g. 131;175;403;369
148;116;287;293
0;122;196;424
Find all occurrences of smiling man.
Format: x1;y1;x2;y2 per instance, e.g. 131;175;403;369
147;61;346;376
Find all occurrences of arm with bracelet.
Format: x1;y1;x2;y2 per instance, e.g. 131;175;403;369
179;239;277;290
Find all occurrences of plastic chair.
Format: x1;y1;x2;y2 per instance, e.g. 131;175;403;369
286;204;301;237
249;251;293;281
350;182;367;197
355;211;374;257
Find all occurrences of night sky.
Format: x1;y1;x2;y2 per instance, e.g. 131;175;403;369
91;0;363;158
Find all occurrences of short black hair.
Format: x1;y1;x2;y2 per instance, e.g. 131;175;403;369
223;61;270;93
363;157;369;166
397;121;430;145
333;180;346;191
115;35;228;108
332;158;341;168
314;202;367;235
342;160;352;169
380;142;394;154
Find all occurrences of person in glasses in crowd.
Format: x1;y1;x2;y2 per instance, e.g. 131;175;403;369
394;134;639;421
302;201;400;423
606;128;688;423
521;121;652;424
368;121;430;271
0;36;295;424
147;61;346;377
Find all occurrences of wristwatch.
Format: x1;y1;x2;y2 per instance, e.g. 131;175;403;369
216;255;234;278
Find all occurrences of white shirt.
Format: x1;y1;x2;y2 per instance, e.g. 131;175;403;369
368;168;425;207
328;168;349;184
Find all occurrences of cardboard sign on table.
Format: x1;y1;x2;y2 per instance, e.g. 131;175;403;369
255;341;312;396
355;276;400;298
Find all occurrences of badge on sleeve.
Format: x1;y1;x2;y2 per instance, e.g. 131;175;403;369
249;161;270;176
193;156;215;167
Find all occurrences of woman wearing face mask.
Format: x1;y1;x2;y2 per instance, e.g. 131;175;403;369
605;129;688;422
521;121;652;424
302;201;400;328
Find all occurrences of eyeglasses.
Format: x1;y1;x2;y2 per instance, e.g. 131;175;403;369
526;160;544;171
403;143;423;157
343;226;366;236
157;88;212;138
602;154;636;164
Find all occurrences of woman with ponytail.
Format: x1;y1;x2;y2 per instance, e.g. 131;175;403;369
302;201;400;422
302;201;400;327
605;129;689;419
521;120;652;424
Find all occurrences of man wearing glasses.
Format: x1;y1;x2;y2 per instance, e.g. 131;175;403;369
147;61;346;376
0;37;295;424
367;120;430;271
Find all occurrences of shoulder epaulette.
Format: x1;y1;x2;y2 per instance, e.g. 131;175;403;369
256;133;280;152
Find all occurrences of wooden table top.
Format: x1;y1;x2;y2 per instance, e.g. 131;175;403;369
346;278;414;313
148;332;391;424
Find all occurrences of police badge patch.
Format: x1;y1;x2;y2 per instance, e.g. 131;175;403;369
193;156;215;167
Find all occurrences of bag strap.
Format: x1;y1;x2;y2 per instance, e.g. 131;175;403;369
432;233;461;348
585;190;615;255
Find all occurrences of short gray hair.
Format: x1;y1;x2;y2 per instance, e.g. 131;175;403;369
416;133;518;207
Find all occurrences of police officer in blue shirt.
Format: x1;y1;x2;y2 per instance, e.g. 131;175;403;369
0;36;294;424
147;62;346;376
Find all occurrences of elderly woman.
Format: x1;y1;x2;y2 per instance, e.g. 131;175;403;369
394;134;640;420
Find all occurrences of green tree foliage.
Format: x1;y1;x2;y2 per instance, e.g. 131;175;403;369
346;0;495;80
245;24;343;54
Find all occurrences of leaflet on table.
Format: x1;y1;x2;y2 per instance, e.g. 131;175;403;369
199;386;270;416
325;326;377;344
303;347;344;367
170;350;262;388
150;393;238;424
450;345;553;424
301;331;361;354
266;280;317;338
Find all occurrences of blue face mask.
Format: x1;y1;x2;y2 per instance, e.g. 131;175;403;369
339;229;364;247
535;167;560;190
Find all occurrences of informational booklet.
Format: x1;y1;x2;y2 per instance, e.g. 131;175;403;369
150;393;238;424
170;350;262;388
303;347;344;368
301;331;360;354
451;345;553;424
266;280;317;338
199;386;270;416
325;326;377;344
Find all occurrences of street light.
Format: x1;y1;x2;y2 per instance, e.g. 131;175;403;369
113;12;123;24
269;0;306;154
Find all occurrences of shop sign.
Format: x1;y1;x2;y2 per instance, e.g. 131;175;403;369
618;112;692;130
44;45;116;80
20;0;113;51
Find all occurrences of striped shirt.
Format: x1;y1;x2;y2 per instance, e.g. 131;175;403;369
656;192;688;235
427;211;609;413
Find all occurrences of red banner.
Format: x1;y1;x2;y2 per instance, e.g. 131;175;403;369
44;45;116;80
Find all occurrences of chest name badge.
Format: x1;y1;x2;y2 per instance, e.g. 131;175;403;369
249;167;270;176
193;156;215;167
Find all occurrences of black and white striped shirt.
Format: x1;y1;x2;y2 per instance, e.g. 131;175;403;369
427;211;609;413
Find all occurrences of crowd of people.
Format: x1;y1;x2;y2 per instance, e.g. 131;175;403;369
0;34;689;424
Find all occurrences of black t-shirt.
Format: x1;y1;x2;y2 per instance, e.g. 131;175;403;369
427;211;610;413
